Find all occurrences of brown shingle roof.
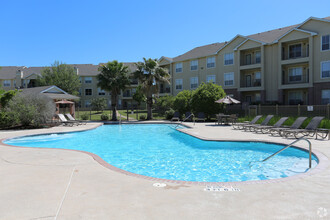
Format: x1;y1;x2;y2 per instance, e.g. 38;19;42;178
173;43;226;62
247;24;299;44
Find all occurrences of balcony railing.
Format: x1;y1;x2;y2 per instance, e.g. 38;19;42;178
282;74;309;85
240;80;261;88
160;87;171;94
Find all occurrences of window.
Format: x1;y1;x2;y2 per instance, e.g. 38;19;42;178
123;89;131;97
190;60;198;71
288;91;303;105
255;51;261;64
79;77;82;83
224;53;234;65
175;79;183;90
224;72;234;86
255;93;261;102
321;61;330;78
254;72;261;86
288;67;303;82
85;77;92;83
85;100;91;107
98;88;105;95
245;54;251;65
190;77;198;89
3;80;11;87
322;35;330;51
289;44;302;59
206;75;216;83
85;89;92;96
78;88;82;96
175;63;183;73
206;57;215;68
322;90;330;104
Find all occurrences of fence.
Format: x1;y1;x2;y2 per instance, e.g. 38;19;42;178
244;104;330;119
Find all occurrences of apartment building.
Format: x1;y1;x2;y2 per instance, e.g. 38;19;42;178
159;16;330;105
0;63;166;109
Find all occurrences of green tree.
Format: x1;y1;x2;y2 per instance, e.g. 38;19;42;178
97;61;130;121
132;85;146;108
133;58;170;120
191;82;226;119
154;95;175;114
91;98;107;112
36;61;81;95
0;89;18;108
173;90;193;115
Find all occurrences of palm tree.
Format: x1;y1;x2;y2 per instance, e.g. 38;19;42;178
97;61;130;121
133;58;170;120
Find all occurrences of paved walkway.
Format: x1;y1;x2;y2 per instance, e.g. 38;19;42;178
0;122;329;220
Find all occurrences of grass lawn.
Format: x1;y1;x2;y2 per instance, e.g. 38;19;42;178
75;110;165;121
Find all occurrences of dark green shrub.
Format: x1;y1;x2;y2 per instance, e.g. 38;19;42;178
139;115;146;120
173;90;193;114
91;98;107;112
81;113;89;120
154;95;175;114
165;108;175;120
101;113;109;120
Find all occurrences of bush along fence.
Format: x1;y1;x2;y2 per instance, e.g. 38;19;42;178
244;104;330;119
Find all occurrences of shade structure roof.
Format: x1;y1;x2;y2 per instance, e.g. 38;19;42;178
215;96;241;104
55;100;75;104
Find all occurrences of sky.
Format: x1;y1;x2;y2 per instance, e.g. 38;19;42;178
1;0;330;67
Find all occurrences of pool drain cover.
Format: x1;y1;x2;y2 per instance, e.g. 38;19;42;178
153;183;167;188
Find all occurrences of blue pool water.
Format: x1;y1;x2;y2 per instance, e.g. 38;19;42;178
4;124;318;182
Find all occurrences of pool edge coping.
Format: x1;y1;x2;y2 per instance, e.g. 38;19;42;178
1;122;329;186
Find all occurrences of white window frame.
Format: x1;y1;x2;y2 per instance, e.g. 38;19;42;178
206;57;216;69
321;35;330;51
85;88;92;96
288;67;303;82
321;61;330;79
175;63;183;73
321;90;330;104
224;53;234;65
206;75;216;84
3;80;11;87
190;77;198;89
190;60;198;71
175;79;183;90
224;72;234;86
84;77;92;83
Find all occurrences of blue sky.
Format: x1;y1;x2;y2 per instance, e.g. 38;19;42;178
1;0;329;66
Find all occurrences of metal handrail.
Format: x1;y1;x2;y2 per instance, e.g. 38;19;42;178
262;137;312;168
175;113;195;128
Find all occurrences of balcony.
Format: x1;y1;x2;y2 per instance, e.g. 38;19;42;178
160;87;171;94
123;91;131;98
130;79;138;85
282;74;309;85
281;41;309;64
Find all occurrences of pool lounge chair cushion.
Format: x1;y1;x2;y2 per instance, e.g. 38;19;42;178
232;115;262;130
269;117;307;136
282;116;324;139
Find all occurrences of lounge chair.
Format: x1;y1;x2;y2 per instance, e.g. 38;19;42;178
232;115;262;130
228;114;238;125
65;113;87;125
57;114;79;126
282;116;325;139
195;112;205;122
253;117;288;134
184;112;194;122
243;115;274;132
171;112;181;121
269;117;307;136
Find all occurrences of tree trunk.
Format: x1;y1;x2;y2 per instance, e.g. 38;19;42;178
147;96;153;120
111;94;118;121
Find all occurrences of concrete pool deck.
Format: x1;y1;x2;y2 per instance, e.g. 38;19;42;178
0;121;329;219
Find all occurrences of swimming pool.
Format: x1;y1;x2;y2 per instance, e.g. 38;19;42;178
4;124;318;182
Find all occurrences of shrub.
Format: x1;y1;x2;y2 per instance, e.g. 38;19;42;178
165;108;175;120
173;90;193;114
191;82;226;119
101;113;109;120
5;93;55;128
139;115;146;120
154;95;175;114
81;113;89;120
91;98;107;112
